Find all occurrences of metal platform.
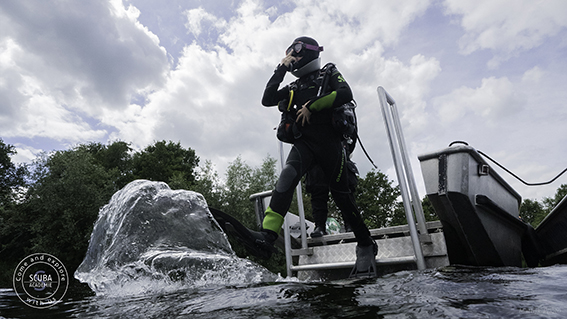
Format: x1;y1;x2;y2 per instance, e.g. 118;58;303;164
293;221;447;280
250;188;448;280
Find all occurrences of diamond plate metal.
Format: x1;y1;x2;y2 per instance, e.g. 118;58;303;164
300;237;409;265
295;232;448;280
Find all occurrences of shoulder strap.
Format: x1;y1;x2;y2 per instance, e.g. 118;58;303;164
288;79;299;91
321;62;336;74
317;62;336;96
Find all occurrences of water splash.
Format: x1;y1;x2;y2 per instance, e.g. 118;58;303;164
75;180;276;295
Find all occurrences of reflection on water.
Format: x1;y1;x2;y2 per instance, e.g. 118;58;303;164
2;265;567;318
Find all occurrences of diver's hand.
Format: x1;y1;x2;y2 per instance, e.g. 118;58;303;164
280;52;297;70
296;103;311;126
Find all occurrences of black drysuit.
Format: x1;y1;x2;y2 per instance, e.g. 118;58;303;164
261;63;373;246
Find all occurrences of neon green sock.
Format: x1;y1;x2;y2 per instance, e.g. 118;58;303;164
262;207;284;233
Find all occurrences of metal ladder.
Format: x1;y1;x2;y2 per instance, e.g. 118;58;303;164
377;86;429;270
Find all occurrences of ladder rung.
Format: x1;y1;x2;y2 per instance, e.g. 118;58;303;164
290;256;417;272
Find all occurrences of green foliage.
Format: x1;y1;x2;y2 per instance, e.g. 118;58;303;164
23;148;115;269
132;140;199;188
520;183;567;227
0;139;201;287
250;156;279;194
0;139;28;285
222;156;254;226
355;169;401;229
7;136;564;287
0;138;26;208
542;184;567;212
520;199;546;226
76;141;133;190
388;201;409;227
207;155;282;273
218;155;278;228
189;160;223;209
386;196;440;228
420;196;441;222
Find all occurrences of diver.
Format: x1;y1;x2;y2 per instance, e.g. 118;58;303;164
252;36;377;276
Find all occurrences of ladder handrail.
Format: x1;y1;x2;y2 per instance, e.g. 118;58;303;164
377;86;426;270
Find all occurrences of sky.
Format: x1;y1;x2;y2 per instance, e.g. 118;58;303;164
1;0;566;203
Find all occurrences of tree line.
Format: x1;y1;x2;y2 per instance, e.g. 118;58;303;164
0;138;565;286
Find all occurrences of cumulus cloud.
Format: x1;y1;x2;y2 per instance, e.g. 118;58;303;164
0;0;169;142
105;0;439;172
443;0;567;67
185;7;228;40
521;66;544;83
433;76;524;124
1;0;565;201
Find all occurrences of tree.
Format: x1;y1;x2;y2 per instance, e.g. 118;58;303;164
355;169;401;229
0;139;28;285
132;140;199;188
249;155;278;195
520;198;546;227
77;141;133;190
0;145;118;286
0;138;26;208
519;184;567;228
543;184;567;213
189;159;224;209
375;195;439;228
23;148;115;269
220;155;278;228
212;155;285;275
421;196;440;222
388;201;410;227
222;156;254;224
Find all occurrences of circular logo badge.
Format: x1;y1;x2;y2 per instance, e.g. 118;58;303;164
13;253;69;309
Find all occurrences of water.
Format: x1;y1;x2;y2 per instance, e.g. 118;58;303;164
2;265;567;318
2;180;567;318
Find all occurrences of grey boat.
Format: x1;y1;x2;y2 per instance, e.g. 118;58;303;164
418;143;540;267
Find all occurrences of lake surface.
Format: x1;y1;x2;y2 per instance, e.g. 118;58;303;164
2;264;567;318
4;181;566;318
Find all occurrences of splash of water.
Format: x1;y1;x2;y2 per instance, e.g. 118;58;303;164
75;180;277;295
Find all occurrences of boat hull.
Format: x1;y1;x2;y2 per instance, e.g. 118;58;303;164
536;195;567;266
419;144;535;267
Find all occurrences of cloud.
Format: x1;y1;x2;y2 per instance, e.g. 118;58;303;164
0;38;105;143
0;0;437;163
521;66;544;83
0;0;169;141
7;75;107;142
117;0;441;173
185;7;228;39
2;0;564;202
433;76;524;124
443;0;567;66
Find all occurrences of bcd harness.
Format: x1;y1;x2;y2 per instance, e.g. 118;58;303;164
278;63;357;144
276;63;377;168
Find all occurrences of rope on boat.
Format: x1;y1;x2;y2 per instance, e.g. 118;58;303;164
449;141;567;186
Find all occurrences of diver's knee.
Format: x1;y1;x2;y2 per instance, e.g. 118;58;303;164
275;164;298;193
